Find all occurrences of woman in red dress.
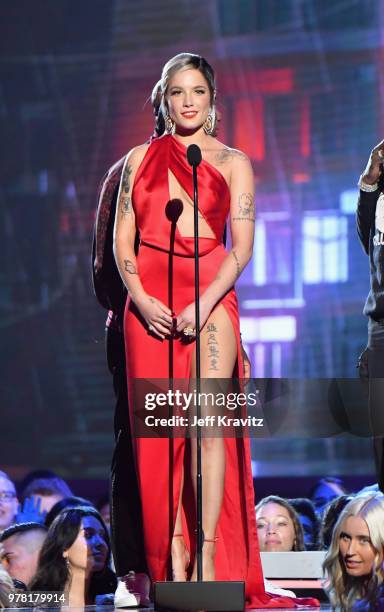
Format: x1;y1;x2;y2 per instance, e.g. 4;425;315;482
113;53;318;609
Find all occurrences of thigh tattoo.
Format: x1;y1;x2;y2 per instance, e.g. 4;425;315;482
206;322;220;372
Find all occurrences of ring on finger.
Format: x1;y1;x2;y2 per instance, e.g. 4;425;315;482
148;324;154;332
183;327;196;336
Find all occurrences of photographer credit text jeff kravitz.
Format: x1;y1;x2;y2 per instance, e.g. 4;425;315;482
143;389;263;429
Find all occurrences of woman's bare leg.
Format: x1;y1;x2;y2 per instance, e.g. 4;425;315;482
190;305;237;580
171;468;190;581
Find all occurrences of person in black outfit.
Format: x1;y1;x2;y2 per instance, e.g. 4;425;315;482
92;157;147;577
357;139;384;492
91;87;166;577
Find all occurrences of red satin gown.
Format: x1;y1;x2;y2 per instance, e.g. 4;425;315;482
124;134;319;609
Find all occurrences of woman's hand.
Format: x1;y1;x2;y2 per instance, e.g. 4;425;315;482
135;293;173;339
362;140;384;184
176;299;212;337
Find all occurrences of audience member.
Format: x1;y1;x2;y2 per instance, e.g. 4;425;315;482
309;476;347;516
30;507;116;606
96;494;110;530
256;495;305;552
288;497;319;551
21;477;73;515
319;494;353;550
0;523;47;586
45;496;93;528
19;470;58;492
356;483;379;496
323;492;384;610
0;472;18;534
0;566;14;608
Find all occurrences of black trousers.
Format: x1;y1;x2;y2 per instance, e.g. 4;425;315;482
106;327;148;576
360;319;384;491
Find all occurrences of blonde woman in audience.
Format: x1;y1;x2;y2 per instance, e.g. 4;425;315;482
323;492;384;610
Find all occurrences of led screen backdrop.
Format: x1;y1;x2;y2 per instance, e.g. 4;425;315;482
0;0;380;478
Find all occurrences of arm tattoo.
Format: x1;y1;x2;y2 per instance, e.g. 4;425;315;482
120;163;133;216
232;192;255;222
124;259;137;274
215;148;248;165
122;163;132;193
231;249;241;279
121;196;132;216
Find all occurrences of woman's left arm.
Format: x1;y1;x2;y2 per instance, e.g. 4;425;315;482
176;151;254;331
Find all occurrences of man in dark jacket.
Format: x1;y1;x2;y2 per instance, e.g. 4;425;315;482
93;157;147;577
357;139;384;492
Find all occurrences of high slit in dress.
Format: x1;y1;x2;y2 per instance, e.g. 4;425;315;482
123;134;319;609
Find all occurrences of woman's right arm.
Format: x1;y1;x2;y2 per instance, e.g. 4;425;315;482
113;147;173;338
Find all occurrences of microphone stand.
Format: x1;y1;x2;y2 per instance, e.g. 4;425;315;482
154;143;244;612
191;148;203;582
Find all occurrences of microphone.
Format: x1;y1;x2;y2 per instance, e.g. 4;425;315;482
187;144;202;167
165;198;183;223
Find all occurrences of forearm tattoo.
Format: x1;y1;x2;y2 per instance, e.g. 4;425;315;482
215;148;248;164
231;249;241;278
120;163;133;216
206;322;219;371
232;193;255;222
124;259;137;274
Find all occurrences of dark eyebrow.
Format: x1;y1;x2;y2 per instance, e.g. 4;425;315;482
169;85;207;90
257;514;288;520
339;531;351;539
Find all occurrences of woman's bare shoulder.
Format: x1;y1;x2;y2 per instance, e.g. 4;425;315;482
125;142;151;168
210;140;251;166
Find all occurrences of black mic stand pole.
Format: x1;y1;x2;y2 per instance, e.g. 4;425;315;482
154;143;244;612
191;149;203;582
